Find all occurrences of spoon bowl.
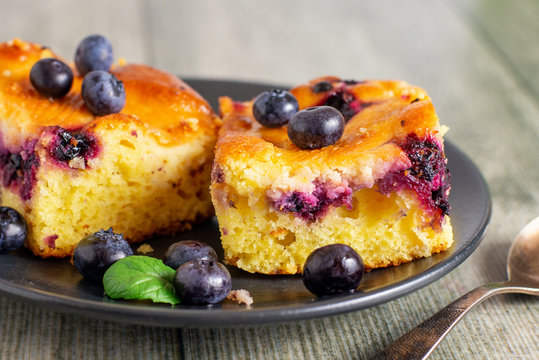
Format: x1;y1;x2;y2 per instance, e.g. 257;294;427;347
372;216;539;359
508;216;539;288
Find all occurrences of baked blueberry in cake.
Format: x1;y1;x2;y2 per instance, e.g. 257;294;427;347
0;38;221;257
211;76;453;274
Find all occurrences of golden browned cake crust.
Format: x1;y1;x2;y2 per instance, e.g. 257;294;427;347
212;76;452;274
0;39;221;257
0;39;219;147
217;77;442;190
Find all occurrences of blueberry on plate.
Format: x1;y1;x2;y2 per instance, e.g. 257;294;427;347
29;58;73;99
163;240;218;270
81;70;126;116
73;228;133;282
303;244;364;297
288;106;344;149
252;89;299;128
0;207;28;253
74;34;114;76
174;259;231;305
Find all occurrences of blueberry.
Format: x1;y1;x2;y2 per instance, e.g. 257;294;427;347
303;244;364;297
287;106;344;149
29;58;73;99
252;89;299;128
81;71;126;116
0;207;27;253
323;90;364;122
53;128;91;161
312;81;333;93
164;240;218;270
73;228;133;282
174;260;231;305
74;35;114;76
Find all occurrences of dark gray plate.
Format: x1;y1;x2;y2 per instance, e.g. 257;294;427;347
0;79;491;328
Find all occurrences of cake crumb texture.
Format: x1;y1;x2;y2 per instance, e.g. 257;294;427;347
227;289;253;305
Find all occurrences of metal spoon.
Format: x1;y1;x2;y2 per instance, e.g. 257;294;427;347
371;216;539;360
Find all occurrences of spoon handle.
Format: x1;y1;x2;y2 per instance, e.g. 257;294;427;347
370;282;516;360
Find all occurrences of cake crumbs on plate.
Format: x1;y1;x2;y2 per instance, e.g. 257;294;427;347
136;243;154;254
227;289;253;305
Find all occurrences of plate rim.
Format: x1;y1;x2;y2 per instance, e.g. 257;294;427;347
0;79;492;328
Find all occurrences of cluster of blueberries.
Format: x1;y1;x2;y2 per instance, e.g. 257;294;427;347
70;228;366;301
0;203;232;304
252;89;345;150
29;35;126;116
73;231;231;305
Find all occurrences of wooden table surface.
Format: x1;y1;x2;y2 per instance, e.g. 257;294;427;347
1;0;538;359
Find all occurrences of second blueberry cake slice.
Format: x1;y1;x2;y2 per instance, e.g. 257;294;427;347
211;77;453;274
0;39;220;257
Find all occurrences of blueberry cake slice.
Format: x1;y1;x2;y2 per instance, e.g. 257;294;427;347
211;76;452;274
0;39;220;257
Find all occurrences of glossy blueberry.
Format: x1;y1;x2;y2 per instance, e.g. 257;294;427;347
174;260;231;305
81;71;126;116
287;106;344;149
0;207;27;253
303;244;364;297
252;89;299;128
74;35;114;76
73;228;133;282
164;240;218;270
29;58;73;99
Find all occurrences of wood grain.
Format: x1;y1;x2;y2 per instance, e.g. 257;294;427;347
0;0;538;359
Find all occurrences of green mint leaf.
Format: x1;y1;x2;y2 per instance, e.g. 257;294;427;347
103;255;180;305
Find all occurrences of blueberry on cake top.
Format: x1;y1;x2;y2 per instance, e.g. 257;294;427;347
211;76;452;274
0;39;221;257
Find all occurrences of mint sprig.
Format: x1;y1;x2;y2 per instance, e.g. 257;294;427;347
103;255;180;305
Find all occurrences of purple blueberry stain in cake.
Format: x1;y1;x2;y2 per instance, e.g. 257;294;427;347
43;234;58;249
0;137;40;201
46;126;100;168
211;165;225;184
20;149;39;201
271;180;353;222
377;133;451;226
